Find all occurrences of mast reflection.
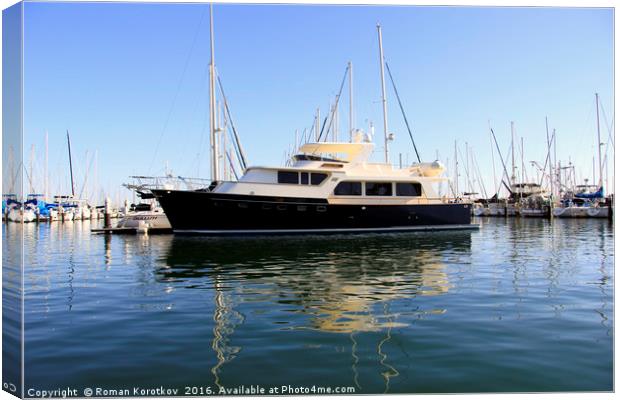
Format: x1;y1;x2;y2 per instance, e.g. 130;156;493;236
156;232;473;390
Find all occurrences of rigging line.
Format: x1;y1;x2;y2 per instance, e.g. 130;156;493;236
489;127;513;196
300;128;307;149
457;146;474;193
472;153;488;199
489;123;498;197
23;164;33;194
217;72;248;170
538;129;556;188
318;116;328;143
599;101;615;149
225;151;239;181
608;117;615;148
187;64;211;177
317;65;350;143
384;61;421;163
78;151;96;200
195;80;211;178
148;7;207;174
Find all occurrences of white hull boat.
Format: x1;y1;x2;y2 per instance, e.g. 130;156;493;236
7;208;36;223
553;205;610;218
116;209;171;231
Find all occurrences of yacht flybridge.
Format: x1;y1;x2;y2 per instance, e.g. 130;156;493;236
151;8;477;235
152;134;475;234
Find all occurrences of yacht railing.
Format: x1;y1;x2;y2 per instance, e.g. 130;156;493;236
126;175;212;192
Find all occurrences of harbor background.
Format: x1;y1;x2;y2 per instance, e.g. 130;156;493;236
5;2;614;207
5;217;613;393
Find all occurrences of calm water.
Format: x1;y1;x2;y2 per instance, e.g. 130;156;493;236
3;218;614;395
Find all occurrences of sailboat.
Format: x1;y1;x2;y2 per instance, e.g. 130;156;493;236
5;198;37;223
553;94;610;219
152;15;476;235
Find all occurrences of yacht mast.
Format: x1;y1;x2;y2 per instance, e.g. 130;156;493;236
377;24;389;164
209;4;219;182
348;61;353;142
595;92;603;188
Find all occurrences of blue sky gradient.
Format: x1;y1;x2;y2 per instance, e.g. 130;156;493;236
21;2;614;203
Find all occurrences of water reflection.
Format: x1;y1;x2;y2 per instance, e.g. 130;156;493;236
157;232;472;332
12;218;614;393
155;232;473;391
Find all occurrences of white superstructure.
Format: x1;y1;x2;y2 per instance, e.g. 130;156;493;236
213;139;452;205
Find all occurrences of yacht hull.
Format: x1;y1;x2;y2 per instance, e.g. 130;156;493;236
553;206;610;218
152;190;476;235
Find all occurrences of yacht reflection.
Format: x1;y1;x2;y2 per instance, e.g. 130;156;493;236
157;232;472;333
155;232;472;390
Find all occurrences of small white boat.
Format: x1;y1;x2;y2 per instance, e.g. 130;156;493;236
61;208;75;221
7;203;36;223
48;208;60;221
553;203;609;218
115;203;171;232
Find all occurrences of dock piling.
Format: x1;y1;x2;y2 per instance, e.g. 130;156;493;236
104;197;112;229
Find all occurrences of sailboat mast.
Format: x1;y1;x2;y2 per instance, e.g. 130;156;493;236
595;92;603;188
45;131;49;202
377;24;389;164
348;61;353;142
94;150;98;205
67;130;75;197
521;137;525;183
209;4;219;182
550;129;555;197
489;122;498;196
510;121;516;183
545;117;550;193
29;144;34;195
454;140;459;196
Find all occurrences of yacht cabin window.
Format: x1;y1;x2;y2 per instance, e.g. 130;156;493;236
277;171;299;184
310;173;328;185
334;181;362;196
278;171;328;186
396;182;422;197
365;182;393;196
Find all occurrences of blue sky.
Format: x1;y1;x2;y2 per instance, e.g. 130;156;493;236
19;2;614;203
